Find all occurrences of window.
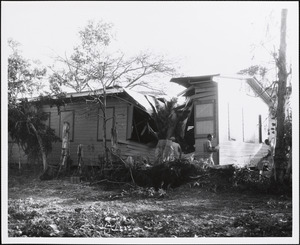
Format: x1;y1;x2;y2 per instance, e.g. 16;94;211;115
195;103;214;118
194;100;215;138
97;107;114;141
195;120;214;136
59;111;74;141
127;105;157;144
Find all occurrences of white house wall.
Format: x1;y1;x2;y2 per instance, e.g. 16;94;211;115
217;78;270;166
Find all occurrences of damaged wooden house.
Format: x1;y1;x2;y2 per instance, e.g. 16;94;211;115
8;86;165;167
8;74;275;169
171;74;275;167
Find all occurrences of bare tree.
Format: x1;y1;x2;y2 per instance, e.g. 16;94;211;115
49;20;176;161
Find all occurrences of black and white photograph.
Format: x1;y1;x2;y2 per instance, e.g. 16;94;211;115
1;1;299;244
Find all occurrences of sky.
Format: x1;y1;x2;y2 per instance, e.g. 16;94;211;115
2;1;299;96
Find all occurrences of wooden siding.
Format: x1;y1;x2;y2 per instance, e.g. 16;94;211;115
192;78;269;166
193;80;219;164
8;96;156;166
118;140;156;163
46;98;130;166
219;141;270;167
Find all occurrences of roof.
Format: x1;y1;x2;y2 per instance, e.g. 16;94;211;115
170;74;220;88
29;86;161;115
170;74;274;107
65;86;124;98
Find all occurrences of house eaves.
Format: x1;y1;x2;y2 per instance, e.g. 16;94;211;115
170;74;220;88
25;86;125;102
27;86;158;115
67;87;158;115
69;87;160;115
65;86;124;98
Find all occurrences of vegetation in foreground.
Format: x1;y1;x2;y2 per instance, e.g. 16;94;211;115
7;162;292;238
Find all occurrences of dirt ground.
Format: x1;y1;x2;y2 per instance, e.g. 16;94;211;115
7;168;292;238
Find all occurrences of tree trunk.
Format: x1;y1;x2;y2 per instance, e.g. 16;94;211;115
102;89;110;163
274;9;288;183
30;123;47;171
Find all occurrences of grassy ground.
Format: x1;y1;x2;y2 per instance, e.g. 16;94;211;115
7;167;292;238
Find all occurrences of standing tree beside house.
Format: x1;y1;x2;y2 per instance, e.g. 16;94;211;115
49;20;176;163
8;39;60;172
239;9;292;185
274;9;291;184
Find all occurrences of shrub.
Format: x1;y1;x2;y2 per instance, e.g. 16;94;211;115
232;167;271;193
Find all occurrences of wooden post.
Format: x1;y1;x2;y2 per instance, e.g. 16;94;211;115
59;121;70;174
77;144;83;175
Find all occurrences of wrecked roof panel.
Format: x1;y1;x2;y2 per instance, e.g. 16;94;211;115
123;88;155;114
246;78;274;106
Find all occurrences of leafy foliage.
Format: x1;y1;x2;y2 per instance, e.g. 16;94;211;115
232;167;272;193
151;98;178;139
8;100;60;160
233;211;292;237
8;39;60;168
238;65;268;80
8;39;47;105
